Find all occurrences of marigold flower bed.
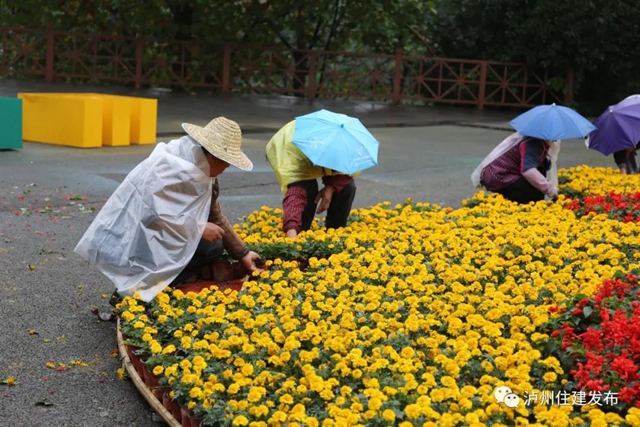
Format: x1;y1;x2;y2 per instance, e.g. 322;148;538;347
120;166;640;427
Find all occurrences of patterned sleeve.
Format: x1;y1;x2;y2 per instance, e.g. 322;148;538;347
322;175;353;192
282;186;307;233
208;180;250;259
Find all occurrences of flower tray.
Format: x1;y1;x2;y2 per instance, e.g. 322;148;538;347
195;261;247;282
174;279;244;295
117;318;182;427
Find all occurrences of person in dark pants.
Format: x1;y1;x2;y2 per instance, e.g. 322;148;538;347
266;120;359;239
480;135;558;204
613;147;639;174
284;176;357;238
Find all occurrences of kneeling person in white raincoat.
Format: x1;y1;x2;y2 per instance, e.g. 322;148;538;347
74;117;262;303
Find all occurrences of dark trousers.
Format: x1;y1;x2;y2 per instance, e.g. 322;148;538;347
289;179;357;231
110;239;223;307
170;239;224;286
497;176;545;204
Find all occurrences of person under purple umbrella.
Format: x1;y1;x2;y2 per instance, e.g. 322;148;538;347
612;146;639;174
588;94;640;173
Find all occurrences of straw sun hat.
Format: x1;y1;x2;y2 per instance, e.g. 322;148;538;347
182;117;253;171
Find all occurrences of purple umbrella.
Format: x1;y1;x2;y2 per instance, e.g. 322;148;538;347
616;94;640;109
588;99;640;156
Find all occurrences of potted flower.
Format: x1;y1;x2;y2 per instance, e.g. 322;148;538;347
143;344;180;394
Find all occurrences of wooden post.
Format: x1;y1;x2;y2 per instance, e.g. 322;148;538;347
45;25;55;82
477;61;487;111
307;50;317;100
222;43;232;96
392;48;403;104
135;38;143;89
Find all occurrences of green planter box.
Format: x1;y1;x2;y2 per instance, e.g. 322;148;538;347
0;97;22;149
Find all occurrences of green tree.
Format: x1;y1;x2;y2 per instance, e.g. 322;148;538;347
430;0;640;112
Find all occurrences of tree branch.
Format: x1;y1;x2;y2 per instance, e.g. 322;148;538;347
309;14;324;50
264;9;293;48
407;25;435;55
323;0;346;51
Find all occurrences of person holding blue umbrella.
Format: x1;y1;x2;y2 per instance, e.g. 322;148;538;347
472;104;595;204
266;109;379;238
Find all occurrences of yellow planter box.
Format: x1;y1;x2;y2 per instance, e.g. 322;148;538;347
18;93;103;148
82;94;157;145
127;96;157;145
100;95;132;147
83;93;158;146
16;92;158;148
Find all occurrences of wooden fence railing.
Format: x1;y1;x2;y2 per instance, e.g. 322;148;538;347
0;26;573;109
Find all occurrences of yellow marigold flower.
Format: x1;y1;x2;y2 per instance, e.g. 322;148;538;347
270;411;287;423
280;393;294;405
189;387;204;400
232;415;249;426
248;387;266;403
162;344;176;355
382;409;395;422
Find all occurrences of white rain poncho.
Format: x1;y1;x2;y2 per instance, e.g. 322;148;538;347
471;132;525;188
471;133;561;200
547;139;562;193
74;136;212;302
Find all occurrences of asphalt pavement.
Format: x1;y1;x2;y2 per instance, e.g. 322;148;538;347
0;79;611;426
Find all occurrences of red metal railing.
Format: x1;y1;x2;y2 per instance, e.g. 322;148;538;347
0;26;573;109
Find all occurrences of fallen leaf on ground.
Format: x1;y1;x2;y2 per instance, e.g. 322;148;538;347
0;376;16;386
116;368;128;380
28;329;38;335
28;265;36;271
35;399;53;407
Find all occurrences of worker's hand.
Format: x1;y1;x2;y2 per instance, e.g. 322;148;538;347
315;186;335;214
202;222;225;242
286;229;298;239
240;251;263;273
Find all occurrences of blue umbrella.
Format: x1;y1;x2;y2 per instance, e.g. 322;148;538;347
588;98;640;156
509;103;596;141
292;109;379;175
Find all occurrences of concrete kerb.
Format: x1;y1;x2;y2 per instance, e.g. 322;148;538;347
156;120;466;138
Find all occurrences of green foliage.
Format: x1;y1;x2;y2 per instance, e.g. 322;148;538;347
1;0;436;54
430;0;640;113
